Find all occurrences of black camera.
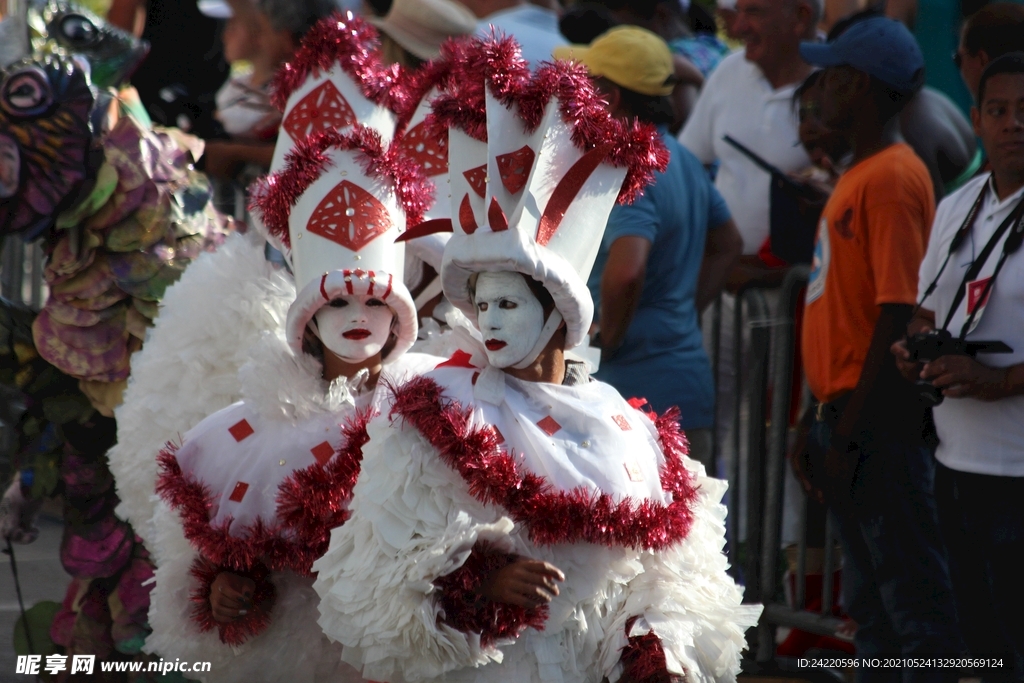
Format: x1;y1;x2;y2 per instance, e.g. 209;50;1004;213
906;329;1012;406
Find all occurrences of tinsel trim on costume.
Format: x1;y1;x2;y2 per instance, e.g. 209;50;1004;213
389;377;699;550
274;410;372;560
433;540;548;647
188;555;276;646
620;617;686;683
249;126;433;250
394;49;454;133
269;12;405;113
523;62;670;205
156;444;318;575
426;35;531;143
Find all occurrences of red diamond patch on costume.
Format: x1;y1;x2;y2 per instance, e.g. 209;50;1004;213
283;81;355;140
463;165;488;198
400;122;448;177
307;180;392;252
612;414;632;431
435;349;477;369
537;416;561;436
496;146;535;195
228;482;249;502
311;441;334;466
228;419;254;442
624;461;645;483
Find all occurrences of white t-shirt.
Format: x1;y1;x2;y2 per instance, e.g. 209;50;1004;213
679;50;811;254
476;4;566;69
918;173;1024;477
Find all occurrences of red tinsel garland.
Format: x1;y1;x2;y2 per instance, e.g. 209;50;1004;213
426;35;531;143
269;12;407;114
275;410;372;560
620;616;688;683
389;376;699;551
249;125;433;250
188;555;276;646
157;445;311;575
433;540;548;647
524;62;670;205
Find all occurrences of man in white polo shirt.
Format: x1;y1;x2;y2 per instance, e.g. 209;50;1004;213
680;0;819;258
893;54;1024;674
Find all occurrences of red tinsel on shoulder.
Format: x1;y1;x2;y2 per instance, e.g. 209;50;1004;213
249;125;433;250
434;540;548;646
275;410;372;562
188;555;276;646
269;11;407;114
426;35;530;143
388;376;699;551
620;616;685;683
156;444;317;575
524;62;670;205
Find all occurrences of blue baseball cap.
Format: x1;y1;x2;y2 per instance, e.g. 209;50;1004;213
799;16;925;95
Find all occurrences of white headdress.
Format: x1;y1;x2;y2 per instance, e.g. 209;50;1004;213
401;36;668;360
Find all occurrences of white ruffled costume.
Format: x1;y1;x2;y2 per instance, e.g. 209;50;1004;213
313;36;760;683
144;329;437;683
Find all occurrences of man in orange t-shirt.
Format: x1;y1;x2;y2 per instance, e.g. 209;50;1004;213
798;16;965;678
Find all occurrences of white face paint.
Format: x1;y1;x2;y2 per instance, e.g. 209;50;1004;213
474;271;545;369
313;295;393;363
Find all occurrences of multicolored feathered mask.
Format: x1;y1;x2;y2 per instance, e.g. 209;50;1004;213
29;0;149;89
0;53;94;238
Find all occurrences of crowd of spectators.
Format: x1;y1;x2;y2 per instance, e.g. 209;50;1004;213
7;0;1024;676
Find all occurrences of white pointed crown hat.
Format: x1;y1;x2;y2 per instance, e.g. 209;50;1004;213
255;11;404;255
402;36;668;354
252;125;432;361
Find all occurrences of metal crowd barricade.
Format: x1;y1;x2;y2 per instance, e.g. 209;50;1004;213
709;266;850;676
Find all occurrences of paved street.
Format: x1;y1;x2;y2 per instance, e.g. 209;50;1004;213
1;516;70;683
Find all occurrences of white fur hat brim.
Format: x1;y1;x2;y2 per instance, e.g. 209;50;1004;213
440;229;593;351
286;269;418;361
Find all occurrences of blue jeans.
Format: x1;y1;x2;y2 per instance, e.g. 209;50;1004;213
809;420;964;683
935;463;1024;682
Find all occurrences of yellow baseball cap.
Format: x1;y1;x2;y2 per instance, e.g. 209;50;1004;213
553;26;675;97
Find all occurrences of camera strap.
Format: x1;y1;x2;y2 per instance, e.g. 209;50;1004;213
915;177;1024;337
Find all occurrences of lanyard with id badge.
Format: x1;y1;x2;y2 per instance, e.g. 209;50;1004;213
907;179;1023;406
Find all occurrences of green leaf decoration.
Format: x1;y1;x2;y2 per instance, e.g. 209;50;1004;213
13;600;61;657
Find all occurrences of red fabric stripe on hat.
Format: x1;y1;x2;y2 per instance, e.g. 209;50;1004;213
383;274;393;300
319;273;330;301
345;270;355;295
459;194;478;234
537;143;613;246
367;271;376;296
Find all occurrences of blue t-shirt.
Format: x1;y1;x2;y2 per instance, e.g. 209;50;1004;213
588;131;731;428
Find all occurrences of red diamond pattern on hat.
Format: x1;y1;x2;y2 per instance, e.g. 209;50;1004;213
537;416;561;436
463;165;487;198
283;81;355;141
308;180;392;252
496;146;535;195
228;419;254;442
311;441;334;466
612;414;632;431
228;482;249;502
400;122;448;177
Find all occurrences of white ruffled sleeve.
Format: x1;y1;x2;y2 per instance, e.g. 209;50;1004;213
600;459;762;683
313;414;532;683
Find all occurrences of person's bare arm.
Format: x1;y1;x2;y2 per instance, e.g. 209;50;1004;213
599;236;651;359
479;558;565;609
696;218;743;311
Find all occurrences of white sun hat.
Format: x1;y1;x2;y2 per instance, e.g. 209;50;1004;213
368;0;476;62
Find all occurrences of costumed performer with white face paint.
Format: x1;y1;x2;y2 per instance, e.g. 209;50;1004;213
107;12;449;553
312;36;761;683
142;124;437;683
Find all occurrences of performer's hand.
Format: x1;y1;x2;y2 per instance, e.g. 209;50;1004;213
479;557;565;609
209;572;255;622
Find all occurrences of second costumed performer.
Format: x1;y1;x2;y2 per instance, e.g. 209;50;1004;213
313;37;761;683
142;122;436;682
